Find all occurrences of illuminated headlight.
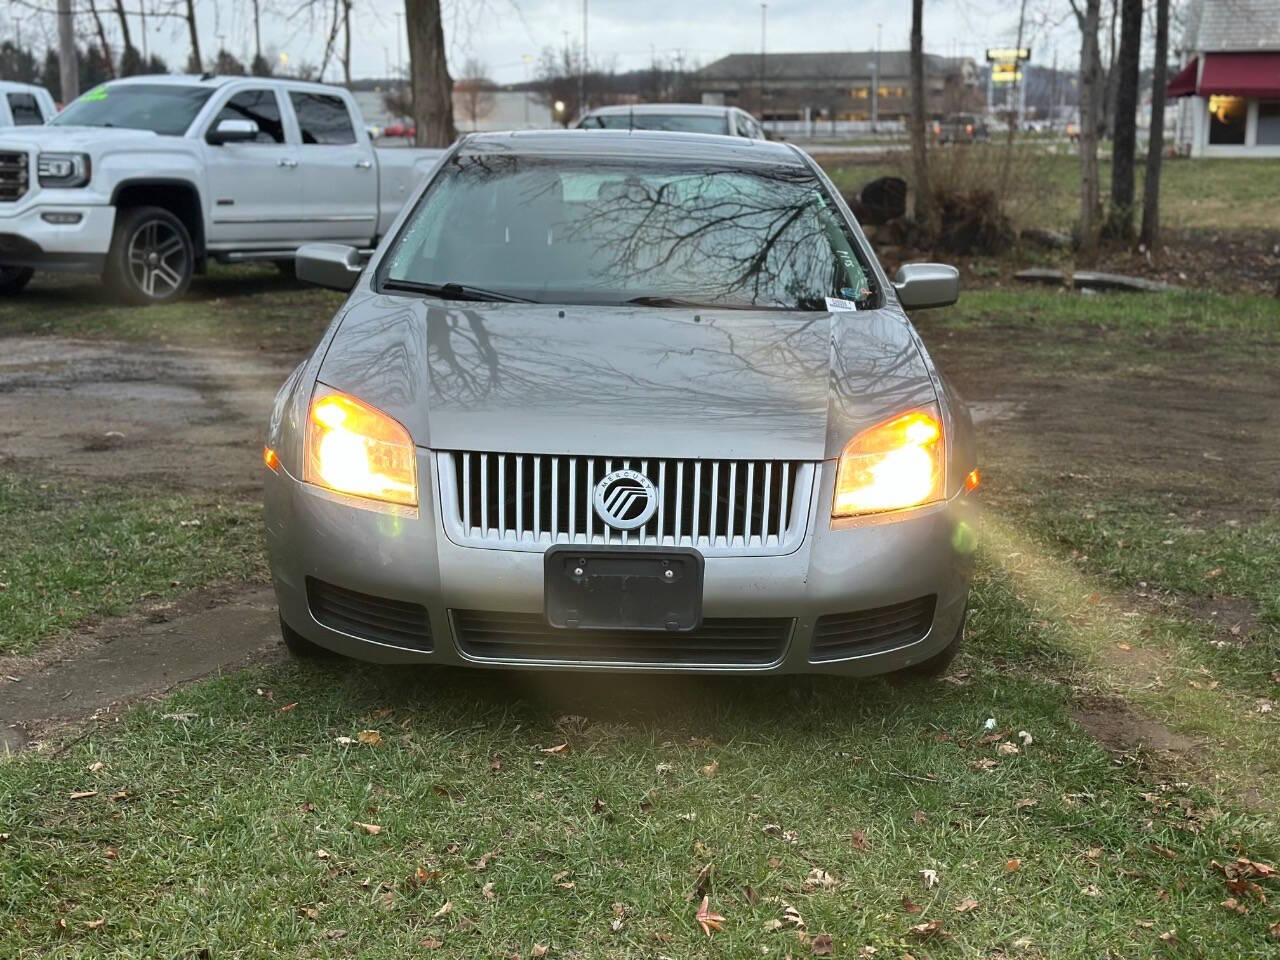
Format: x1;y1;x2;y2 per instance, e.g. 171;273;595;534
832;407;945;517
304;388;417;507
37;152;92;188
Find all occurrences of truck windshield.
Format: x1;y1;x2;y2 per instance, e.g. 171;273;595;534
52;84;214;136
380;155;876;311
579;113;728;134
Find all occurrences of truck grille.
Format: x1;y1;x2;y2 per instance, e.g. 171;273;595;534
809;596;936;662
0;152;29;202
452;609;792;665
437;452;816;556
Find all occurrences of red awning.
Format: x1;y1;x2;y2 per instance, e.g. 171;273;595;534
1168;52;1280;98
1166;58;1199;97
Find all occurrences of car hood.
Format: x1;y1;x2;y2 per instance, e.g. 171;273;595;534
316;296;937;461
0;125;166;152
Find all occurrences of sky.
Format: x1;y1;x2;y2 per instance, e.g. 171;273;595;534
8;0;1084;84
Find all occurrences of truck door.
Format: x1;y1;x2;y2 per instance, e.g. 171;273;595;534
201;88;303;246
286;90;378;245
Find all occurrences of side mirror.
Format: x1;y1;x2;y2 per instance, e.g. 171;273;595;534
206;118;259;145
296;243;363;292
893;263;959;310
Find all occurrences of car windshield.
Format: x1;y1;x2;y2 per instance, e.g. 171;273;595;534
380;155;876;311
52;84;214;135
579;112;728;134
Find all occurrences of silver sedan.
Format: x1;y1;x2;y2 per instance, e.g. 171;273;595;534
263;130;978;676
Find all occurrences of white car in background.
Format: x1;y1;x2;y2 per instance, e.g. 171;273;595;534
0;81;57;128
577;103;767;139
0;75;443;302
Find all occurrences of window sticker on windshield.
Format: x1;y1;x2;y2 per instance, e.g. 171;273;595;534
83;87;108;101
825;296;858;312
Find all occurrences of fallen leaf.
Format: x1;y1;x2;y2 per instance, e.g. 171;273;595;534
334;736;354;745
857;948;878;958
1203;567;1225;580
909;920;947;940
104;847;117;859
1006;858;1022;873
781;904;806;930
323;929;347;941
1116;643;1133;652
540;743;569;754
919;869;939;889
700;761;719;779
1083;847;1103;860
811;933;834;956
1158;929;1178;947
1212;857;1277;881
1017;730;1034;746
316;849;330;860
88;761;104;773
802;868;839;893
1015;798;1037;811
972;758;998;770
912;810;928;825
695;895;725;936
279;702;298;713
1224;877;1267;903
954;898;979;913
767;856;783;869
742;884;760;906
764;919;784;932
691;862;713;901
355;822;381;835
432;901;452;919
901;894;923;914
420;937;444;949
1150;844;1178;860
850;828;871;851
1219;897;1247;914
531;945;548;958
1269;920;1280;940
69;790;97;800
1082;884;1102;897
85;918;106;930
482;882;495;900
473;850;498;871
490;756;503;773
356;729;381;746
1258;699;1275;715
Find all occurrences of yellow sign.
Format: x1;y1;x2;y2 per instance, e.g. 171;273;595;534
992;62;1019;75
991;70;1023;84
986;47;1030;62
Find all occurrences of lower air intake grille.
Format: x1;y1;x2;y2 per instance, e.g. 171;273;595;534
809;596;936;662
452;610;791;665
307;577;432;651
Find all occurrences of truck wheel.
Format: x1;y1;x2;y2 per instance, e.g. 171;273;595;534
105;206;194;305
0;265;33;295
896;603;967;681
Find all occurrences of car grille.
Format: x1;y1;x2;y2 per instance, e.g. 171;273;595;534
452;610;792;665
437;452;815;556
0;151;29;202
307;577;433;651
809;596;936;662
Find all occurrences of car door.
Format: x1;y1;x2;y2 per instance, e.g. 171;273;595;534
287;90;378;244
201;87;303;246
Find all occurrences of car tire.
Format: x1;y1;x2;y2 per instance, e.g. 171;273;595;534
105;206;194;305
280;616;328;658
273;259;296;279
897;605;966;680
0;265;33;295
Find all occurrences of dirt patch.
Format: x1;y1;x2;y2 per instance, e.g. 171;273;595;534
0;337;299;494
1070;696;1197;755
1187;595;1261;645
0;584;282;753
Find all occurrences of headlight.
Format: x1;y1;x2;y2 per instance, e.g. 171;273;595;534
304;389;417;507
37;152;91;188
832;407;944;517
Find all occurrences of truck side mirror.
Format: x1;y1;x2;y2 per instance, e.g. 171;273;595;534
207;118;259;145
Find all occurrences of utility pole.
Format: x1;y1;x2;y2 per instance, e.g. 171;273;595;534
57;0;78;101
578;0;587;114
759;3;766;117
872;22;881;132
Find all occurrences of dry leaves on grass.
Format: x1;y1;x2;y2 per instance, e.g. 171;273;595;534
278;702;298;713
1219;897;1247;914
540;743;569;755
355;822;381;835
551;870;574;890
954;898;979;913
1269;920;1280;940
700;761;719;779
1212;857;1277;881
69;790;98;800
810;933;834;955
85;918;106;930
909;920;949;940
432;901;452;920
1006;858;1022;873
482;882;495;901
996;741;1020;756
919;869;939;889
695;895;725;935
531;944;549;957
901;894;923;914
420;937;444;949
802;869;840;894
357;729;382;746
850;829;871;851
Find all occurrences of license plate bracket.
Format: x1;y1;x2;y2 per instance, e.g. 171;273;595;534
544;546;704;632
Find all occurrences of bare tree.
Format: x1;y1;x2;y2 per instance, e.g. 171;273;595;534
1105;0;1141;241
182;0;202;72
405;0;455;146
534;42;584;127
1070;0;1103;261
86;0;114;77
112;0;141;75
456;57;495;131
250;0;272;75
1140;0;1169;249
908;0;935;233
341;0;352;84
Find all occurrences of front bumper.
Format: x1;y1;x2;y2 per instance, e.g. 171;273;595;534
265;452;976;675
0;203;115;272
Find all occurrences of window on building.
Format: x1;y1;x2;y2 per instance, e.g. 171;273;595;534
1207;95;1247;145
211;90;284;143
289;92;356;145
1257;101;1280;146
7;93;44;125
852;86;870;99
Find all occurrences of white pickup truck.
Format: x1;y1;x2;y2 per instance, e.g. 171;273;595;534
0;75;443;303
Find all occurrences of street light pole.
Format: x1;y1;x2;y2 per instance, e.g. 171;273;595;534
759;3;767;117
578;0;588;115
872;22;881;132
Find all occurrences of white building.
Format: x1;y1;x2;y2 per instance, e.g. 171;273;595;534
1169;0;1280;157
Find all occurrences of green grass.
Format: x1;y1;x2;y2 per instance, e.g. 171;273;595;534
0;472;265;656
2;638;1279;958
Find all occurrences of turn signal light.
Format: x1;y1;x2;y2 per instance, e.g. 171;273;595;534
833;408;944;516
305;390;417;507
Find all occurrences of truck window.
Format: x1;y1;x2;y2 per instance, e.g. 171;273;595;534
289;92;355;145
8;93;45;125
212;90;284;143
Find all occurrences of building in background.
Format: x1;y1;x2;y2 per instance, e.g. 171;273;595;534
1168;0;1280;156
693;51;982;136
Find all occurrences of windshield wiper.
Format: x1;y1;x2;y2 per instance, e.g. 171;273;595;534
624;295;759;310
382;279;533;303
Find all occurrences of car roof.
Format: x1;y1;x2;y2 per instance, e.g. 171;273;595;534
582;103;733;117
0;80;49;95
100;74;348;95
459;129;803;165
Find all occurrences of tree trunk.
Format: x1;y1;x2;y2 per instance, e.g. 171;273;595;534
908;0;934;234
1140;0;1169;250
1106;0;1142;241
253;0;263;63
1075;0;1102;262
998;0;1028;199
56;0;79;101
87;0;115;78
113;0;139;75
342;0;353;85
184;0;202;73
405;0;455;147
